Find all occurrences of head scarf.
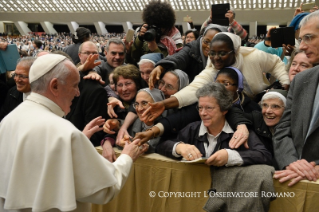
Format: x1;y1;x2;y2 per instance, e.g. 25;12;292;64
138;88;167;117
138;88;165;103
170;69;189;90
289;12;310;31
262;90;287;106
216;67;244;93
139;53;164;66
203;24;228;35
207;32;256;96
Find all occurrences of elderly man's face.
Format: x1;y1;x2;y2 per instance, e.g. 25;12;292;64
57;62;80;115
105;43;125;68
78;43;98;64
14;63;31;93
299;17;319;64
139;62;154;84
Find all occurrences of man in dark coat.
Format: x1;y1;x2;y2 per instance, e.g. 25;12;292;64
0;57;35;121
273;11;319;186
66;41;109;146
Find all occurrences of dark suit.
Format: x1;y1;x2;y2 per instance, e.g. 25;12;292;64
0;86;23;121
66;75;109;146
273;66;319;169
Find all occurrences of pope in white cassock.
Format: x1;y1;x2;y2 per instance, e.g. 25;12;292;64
0;54;147;212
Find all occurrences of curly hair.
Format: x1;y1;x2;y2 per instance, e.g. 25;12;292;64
113;64;141;90
142;1;176;31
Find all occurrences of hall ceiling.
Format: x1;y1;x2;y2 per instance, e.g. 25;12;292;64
0;0;314;12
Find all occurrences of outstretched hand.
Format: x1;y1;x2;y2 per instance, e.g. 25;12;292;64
107;97;125;118
82;116;105;139
103;119;120;134
122;139;149;162
81;54;101;71
83;71;105;85
148;66;164;89
141;102;165;123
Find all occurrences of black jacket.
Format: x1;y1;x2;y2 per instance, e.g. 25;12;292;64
94;61;115;84
157;121;272;166
159;104;252;139
157;38;204;82
0;86;23;121
66;75;109;146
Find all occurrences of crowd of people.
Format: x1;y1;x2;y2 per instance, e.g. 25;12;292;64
1;1;319;211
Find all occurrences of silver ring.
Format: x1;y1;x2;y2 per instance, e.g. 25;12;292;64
234;136;238;139
188;153;193;158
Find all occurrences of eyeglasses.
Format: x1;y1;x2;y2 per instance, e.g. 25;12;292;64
209;50;234;58
261;103;285;111
196;105;215;113
158;79;176;91
117;81;133;88
133;101;149;109
217;81;237;87
80;51;98;55
202;39;211;46
298;34;316;44
12;73;28;79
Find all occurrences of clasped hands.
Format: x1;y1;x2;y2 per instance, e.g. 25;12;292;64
274;159;319;186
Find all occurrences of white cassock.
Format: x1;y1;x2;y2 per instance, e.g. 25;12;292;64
0;92;133;212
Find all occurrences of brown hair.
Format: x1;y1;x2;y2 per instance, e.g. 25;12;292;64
113;64;141;89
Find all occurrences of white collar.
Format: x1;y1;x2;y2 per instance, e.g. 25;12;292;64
199;120;234;137
26;92;65;117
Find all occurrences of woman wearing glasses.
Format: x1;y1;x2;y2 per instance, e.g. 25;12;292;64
150;24;227;83
156;82;271;165
117;88;166;153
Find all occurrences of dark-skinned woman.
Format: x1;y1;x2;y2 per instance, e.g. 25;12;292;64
150;24;228;83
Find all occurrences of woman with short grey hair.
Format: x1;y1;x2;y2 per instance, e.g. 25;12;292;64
157;82;272;167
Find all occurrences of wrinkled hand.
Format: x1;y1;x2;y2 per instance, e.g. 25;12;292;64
81;54;101;71
103;119;120;134
206;149;228;166
83;71;105;85
133;127;160;145
286;160;318;181
176;143;202;161
149;66;164;89
229;124;249;149
102;139;117;162
116;127;130;146
282;44;295;56
225;10;235;24
118;134;132;147
107;97;125;118
82;116;105;139
122;139;149;162
274;169;305;186
141;102;165;123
